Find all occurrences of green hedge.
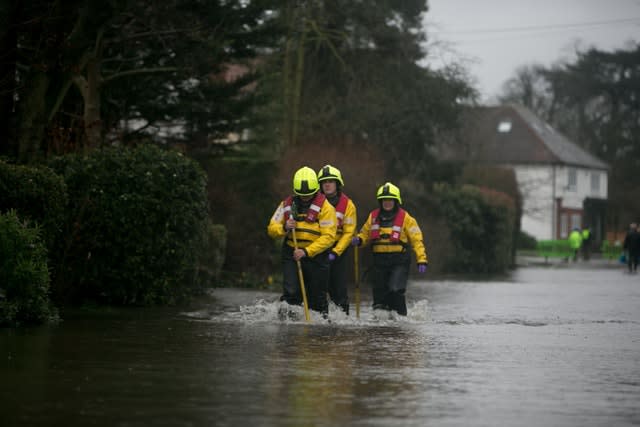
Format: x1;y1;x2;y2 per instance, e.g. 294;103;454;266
0;210;54;326
435;184;516;274
0;161;67;251
48;145;211;305
601;240;623;261
517;230;538;250
197;223;227;287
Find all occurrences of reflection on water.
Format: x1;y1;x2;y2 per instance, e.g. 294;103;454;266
1;267;639;426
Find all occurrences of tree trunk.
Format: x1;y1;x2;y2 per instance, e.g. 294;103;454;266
84;57;101;151
17;72;49;163
0;1;17;157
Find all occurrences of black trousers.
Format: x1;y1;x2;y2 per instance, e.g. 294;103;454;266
370;251;410;316
281;244;330;314
328;248;350;314
628;250;639;272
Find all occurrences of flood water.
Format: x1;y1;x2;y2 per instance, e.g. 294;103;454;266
1;265;639;426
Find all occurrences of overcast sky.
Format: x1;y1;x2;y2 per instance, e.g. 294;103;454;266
422;0;640;103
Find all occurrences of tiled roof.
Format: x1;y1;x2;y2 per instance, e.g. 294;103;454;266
462;104;609;170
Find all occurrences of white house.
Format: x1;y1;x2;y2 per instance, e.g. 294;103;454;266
444;104;609;242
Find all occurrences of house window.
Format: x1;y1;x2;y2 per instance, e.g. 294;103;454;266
560;213;568;238
591;172;600;193
571;214;581;231
567;168;577;191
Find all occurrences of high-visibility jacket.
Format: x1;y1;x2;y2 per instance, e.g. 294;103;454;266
357;207;428;264
267;193;337;258
568;230;582;250
327;193;357;256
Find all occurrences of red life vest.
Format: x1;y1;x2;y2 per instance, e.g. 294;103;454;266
334;193;349;227
370;208;406;242
283;193;326;223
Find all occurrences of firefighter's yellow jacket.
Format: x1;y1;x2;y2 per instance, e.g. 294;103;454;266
267;195;337;258
356;208;428;264
331;194;357;256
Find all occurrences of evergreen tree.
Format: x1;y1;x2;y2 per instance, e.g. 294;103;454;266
1;0;281;161
269;0;475;180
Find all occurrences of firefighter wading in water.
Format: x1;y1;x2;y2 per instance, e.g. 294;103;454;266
352;182;428;316
267;166;337;316
317;164;357;314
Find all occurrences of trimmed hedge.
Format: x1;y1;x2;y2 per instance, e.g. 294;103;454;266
435;184;516;274
0;210;54;326
197;223;227;287
517;230;537;250
0;161;67;251
48;145;211;305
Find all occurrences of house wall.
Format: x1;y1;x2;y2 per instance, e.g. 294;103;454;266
512;165;555;240
555;165;608;208
512;165;608;241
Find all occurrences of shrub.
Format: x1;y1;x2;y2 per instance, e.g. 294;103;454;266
197;223;227;288
48;145;210;305
202;158;279;278
517;230;537;250
0;161;67;251
0;210;54;326
435;184;516;274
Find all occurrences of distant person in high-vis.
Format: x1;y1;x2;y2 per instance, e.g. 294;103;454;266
568;227;582;262
352;182;428;316
317;164;357;314
267;166;337;315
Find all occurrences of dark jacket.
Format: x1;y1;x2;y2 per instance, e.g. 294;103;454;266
623;230;640;254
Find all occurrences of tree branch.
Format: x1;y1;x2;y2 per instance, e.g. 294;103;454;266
72;74;88;100
102;67;180;85
104;28;200;46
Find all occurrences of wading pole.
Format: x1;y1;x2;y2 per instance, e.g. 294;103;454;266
291;228;311;322
354;246;360;319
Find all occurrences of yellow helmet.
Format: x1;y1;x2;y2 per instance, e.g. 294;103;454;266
293;166;319;196
376;182;402;204
317;164;344;186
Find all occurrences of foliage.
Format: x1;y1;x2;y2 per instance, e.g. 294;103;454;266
200;156;280;278
268;0;476;180
48;145;210;305
517;231;538;250
435;184;516;274
0;210;55;326
1;0;282;160
458;165;522;261
197;223;227;288
498;64;555;121
0;160;67;251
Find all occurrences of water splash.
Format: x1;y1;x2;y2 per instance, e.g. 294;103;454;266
181;297;433;327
